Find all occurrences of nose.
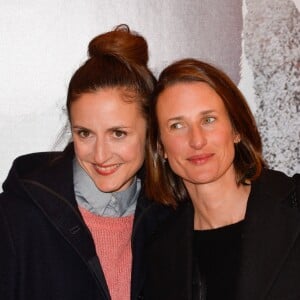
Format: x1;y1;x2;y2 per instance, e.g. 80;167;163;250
93;138;111;164
189;125;207;149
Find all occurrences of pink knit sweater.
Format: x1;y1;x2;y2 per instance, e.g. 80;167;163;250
79;207;134;300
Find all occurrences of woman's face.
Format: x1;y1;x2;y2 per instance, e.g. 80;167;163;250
70;88;146;192
156;82;239;190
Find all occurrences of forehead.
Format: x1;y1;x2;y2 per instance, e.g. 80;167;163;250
156;82;226;116
73;87;139;108
70;88;145;122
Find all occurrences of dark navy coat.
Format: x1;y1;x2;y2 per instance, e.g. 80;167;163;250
0;147;171;300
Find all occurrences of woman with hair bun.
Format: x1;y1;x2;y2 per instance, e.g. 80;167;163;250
0;25;165;300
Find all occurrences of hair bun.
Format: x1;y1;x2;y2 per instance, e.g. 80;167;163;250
88;24;149;66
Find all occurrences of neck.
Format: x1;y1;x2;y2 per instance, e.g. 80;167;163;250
186;177;250;230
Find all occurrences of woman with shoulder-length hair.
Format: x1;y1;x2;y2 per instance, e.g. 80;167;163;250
144;58;300;300
0;25;169;300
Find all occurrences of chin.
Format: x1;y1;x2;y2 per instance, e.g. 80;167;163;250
96;186;117;193
97;181;127;193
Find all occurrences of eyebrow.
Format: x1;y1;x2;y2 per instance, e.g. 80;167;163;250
72;125;88;130
200;109;215;115
71;125;131;133
167;110;216;122
109;126;130;130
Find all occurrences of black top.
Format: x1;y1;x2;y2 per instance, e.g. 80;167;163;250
193;220;244;300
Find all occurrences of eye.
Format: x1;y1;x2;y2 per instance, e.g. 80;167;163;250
203;116;216;124
76;129;91;138
169;122;184;130
113;130;127;139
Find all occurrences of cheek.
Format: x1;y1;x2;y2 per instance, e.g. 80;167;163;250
161;135;184;159
214;131;236;157
209;126;235;144
121;138;146;162
73;140;91;160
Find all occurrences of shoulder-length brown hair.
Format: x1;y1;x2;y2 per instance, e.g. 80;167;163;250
145;58;266;207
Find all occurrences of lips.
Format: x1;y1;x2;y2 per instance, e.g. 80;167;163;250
94;163;121;176
187;153;214;165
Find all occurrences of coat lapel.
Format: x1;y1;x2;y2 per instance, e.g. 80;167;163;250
144;201;194;300
21;152;111;299
236;170;300;300
131;197;174;299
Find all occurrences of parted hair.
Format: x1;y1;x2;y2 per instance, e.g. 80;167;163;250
145;58;266;207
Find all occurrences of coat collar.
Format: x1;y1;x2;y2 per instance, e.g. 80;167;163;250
236;169;300;299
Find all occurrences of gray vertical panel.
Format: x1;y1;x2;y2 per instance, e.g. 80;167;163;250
244;0;300;174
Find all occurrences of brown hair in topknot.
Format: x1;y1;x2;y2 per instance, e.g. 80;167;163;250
88;24;148;66
66;24;156;121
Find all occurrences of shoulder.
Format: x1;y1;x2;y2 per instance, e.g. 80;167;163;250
1;151;65;191
136;192;175;225
147;199;193;241
1;148;75;205
12;151;65;173
0;149;75;223
256;168;297;193
251;168;300;210
0;151;59;202
292;173;300;186
6;147;74;182
10;143;75;178
260;168;293;180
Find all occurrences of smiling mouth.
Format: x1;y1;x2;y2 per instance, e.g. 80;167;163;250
187;154;213;164
94;164;121;175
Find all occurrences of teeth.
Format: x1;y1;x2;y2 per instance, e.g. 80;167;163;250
95;164;120;171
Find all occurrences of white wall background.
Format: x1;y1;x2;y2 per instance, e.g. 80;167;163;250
0;0;299;189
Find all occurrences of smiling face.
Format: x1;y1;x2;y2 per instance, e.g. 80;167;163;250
70;88;147;192
156;82;240;191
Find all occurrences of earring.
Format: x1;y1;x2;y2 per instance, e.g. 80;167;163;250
234;135;241;144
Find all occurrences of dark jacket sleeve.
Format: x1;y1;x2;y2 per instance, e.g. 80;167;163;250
0;194;17;300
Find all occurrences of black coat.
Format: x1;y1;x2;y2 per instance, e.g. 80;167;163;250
0;149;171;300
143;169;300;300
